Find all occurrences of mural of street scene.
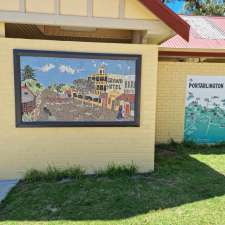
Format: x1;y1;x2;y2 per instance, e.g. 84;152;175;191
20;55;137;123
185;76;225;144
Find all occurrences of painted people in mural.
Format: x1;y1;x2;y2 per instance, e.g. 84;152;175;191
19;54;138;123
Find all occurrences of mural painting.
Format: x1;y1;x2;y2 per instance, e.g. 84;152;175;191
14;50;141;126
185;76;225;143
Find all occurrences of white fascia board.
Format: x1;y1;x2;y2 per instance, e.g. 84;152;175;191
0;10;171;35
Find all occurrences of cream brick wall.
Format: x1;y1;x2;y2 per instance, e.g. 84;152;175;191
0;0;20;11
26;0;55;14
60;0;88;16
0;0;159;20
125;0;157;20
156;61;225;143
0;38;158;179
93;0;120;18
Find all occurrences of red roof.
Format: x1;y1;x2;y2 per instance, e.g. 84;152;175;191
116;94;135;103
21;85;32;92
139;0;190;41
21;84;35;96
161;15;225;49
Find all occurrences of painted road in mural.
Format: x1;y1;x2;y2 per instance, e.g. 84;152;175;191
36;89;123;121
185;76;225;144
20;55;137;123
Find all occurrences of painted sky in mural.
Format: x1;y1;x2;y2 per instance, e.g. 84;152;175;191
185;76;225;143
19;55;137;123
21;56;136;87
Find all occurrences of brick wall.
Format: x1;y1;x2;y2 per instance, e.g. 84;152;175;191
0;38;158;179
156;61;225;143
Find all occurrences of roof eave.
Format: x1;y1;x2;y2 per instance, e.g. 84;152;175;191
139;0;190;41
159;47;225;57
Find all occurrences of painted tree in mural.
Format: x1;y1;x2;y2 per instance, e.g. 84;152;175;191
22;65;36;80
74;79;95;94
162;0;225;16
56;83;66;93
73;79;95;104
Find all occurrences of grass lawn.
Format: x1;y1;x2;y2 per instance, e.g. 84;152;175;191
0;144;225;225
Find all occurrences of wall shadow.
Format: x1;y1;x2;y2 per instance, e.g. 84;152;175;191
0;146;225;221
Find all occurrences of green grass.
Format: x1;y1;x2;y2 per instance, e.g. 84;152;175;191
96;162;138;178
24;163;138;183
0;144;225;225
24;166;86;182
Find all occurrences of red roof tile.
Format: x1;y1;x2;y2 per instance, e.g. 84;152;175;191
161;15;225;49
116;94;135;103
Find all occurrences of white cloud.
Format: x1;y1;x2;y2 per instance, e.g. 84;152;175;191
39;63;55;72
77;68;85;73
102;62;108;66
59;64;76;74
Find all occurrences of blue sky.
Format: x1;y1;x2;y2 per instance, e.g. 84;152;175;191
166;0;185;13
20;56;136;87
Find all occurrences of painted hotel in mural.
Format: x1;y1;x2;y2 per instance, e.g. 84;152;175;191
88;65;135;116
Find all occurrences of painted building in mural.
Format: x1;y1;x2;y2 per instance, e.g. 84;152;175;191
124;75;136;94
88;65;136;115
88;66;135;94
21;85;36;114
88;66;108;95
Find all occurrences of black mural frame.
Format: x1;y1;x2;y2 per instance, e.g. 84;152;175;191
14;49;141;127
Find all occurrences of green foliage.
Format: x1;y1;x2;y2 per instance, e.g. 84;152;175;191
62;167;86;180
185;0;225;16
96;162;138;177
163;0;225;16
22;65;36;81
23;169;45;183
49;83;57;92
24;165;85;182
156;139;181;151
55;83;66;93
22;79;43;95
49;83;73;93
156;139;225;150
58;84;71;93
22;113;34;122
36;83;41;88
24;163;138;182
181;141;199;149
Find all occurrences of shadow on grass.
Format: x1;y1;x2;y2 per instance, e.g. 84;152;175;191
0;145;224;221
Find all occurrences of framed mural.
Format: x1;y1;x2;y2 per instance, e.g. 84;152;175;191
14;50;141;127
185;76;225;144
